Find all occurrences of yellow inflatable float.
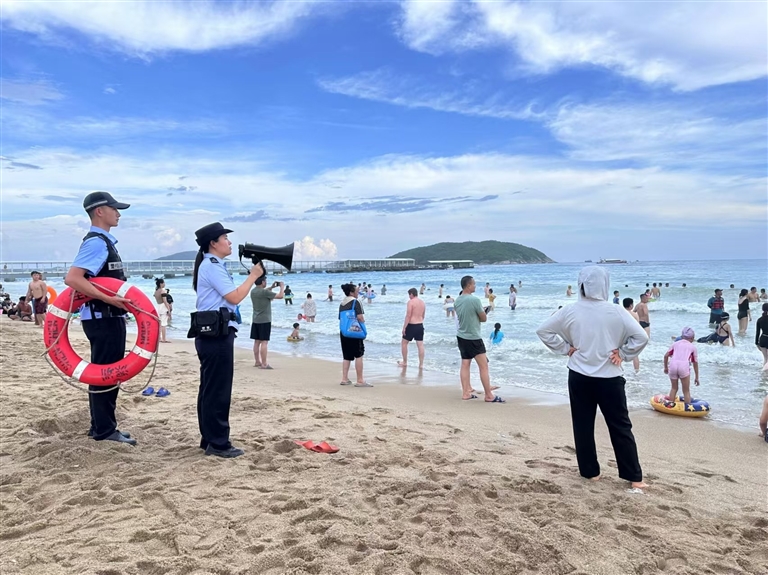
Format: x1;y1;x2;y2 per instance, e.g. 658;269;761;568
650;394;710;418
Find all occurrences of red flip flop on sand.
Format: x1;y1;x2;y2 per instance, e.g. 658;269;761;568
294;440;339;454
315;441;339;454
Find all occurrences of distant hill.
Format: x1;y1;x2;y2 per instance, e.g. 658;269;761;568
389;241;554;265
157;251;198;260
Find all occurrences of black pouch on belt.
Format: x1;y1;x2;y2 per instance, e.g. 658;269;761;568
187;308;228;339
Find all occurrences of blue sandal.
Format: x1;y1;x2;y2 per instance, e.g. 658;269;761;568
486;395;505;403
156;387;170;398
141;387;155;396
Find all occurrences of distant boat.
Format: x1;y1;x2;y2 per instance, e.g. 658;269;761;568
584;260;593;263
599;258;628;264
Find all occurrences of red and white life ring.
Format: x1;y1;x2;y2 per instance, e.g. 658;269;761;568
43;277;159;386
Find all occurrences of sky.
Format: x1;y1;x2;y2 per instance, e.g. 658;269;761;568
1;0;766;263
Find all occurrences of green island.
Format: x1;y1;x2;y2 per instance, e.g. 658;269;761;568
389;240;554;265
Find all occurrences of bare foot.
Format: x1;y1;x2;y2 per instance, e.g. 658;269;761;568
631;481;648;489
397;360;406;367
490;385;501;391
589;475;602;482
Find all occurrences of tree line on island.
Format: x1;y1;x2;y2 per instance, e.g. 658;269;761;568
158;240;553;264
389;241;554;265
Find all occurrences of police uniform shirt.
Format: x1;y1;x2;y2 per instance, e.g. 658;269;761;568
196;253;238;330
71;225;119;320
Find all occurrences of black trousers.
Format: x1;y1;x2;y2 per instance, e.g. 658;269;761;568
195;328;236;450
567;369;643;483
82;317;126;440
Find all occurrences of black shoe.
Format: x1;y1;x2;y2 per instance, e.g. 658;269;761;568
102;431;138;446
204;445;244;458
88;429;131;439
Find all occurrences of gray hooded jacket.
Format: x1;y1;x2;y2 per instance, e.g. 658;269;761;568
536;266;649;378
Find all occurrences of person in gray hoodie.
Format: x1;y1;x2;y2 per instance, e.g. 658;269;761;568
536;266;649;489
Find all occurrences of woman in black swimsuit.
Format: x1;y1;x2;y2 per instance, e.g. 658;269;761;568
737;289;751;336
698;313;735;346
756;303;768;371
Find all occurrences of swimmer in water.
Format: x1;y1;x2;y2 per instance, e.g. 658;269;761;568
489;322;504;345
288;323;304;341
444;295;455;318
566;285;573;297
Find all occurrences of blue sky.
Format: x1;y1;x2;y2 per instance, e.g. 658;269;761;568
1;0;766;262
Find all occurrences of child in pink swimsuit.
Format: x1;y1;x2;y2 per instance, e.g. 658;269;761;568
663;327;700;404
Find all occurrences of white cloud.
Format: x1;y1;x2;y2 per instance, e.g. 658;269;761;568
547;103;767;170
397;0;767;90
318;68;535;120
4;105;225;141
103;86;117;95
293;237;338;260
0;77;64;105
1;0;320;56
2;148;765;262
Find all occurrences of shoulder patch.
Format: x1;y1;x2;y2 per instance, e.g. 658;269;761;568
209;257;219;263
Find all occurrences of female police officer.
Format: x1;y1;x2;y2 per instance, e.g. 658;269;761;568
191;222;262;458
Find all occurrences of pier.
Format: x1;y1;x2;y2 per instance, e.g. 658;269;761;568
0;258;417;281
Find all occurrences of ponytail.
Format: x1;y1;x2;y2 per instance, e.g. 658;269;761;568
192;248;206;292
155;277;164;289
493;322;501;338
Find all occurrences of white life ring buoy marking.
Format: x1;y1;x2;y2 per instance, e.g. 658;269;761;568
47;305;70;319
72;359;90;382
116;283;131;298
131;345;155;361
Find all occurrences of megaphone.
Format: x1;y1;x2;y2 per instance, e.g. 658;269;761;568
238;243;294;272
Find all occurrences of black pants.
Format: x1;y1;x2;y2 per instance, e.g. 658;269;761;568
195;328;236;450
567;369;642;483
82;317;126;440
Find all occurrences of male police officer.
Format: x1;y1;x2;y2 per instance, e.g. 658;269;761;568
64;191;136;445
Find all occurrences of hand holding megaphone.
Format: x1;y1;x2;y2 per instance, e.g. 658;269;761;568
248;262;264;280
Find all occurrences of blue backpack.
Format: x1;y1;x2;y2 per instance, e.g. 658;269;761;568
340;306;366;339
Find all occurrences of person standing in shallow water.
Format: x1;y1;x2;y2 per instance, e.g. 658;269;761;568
536;266;649;490
338;283;369;387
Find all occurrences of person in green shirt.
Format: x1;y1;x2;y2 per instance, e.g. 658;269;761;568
454;276;505;403
250;278;284;369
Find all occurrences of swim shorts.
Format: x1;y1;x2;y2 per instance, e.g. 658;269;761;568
457;337;486;360
403;323;424;342
639;321;650;329
667;362;690;379
33;297;47;315
250;322;272;341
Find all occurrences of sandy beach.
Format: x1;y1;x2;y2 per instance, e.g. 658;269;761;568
1;318;766;575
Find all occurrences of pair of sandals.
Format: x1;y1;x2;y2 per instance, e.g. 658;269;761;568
141;387;170;397
340;381;373;387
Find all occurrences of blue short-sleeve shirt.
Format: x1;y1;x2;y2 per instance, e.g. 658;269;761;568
196;253;238;330
71;225;116;320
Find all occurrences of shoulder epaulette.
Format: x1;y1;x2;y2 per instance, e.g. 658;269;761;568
209;257;219;263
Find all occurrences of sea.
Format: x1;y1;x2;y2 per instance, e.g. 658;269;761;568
42;259;768;430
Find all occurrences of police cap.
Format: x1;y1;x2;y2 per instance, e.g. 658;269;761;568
195;222;234;248
83;191;130;211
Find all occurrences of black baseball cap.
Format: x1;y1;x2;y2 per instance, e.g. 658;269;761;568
195;222;233;247
83;191;130;211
